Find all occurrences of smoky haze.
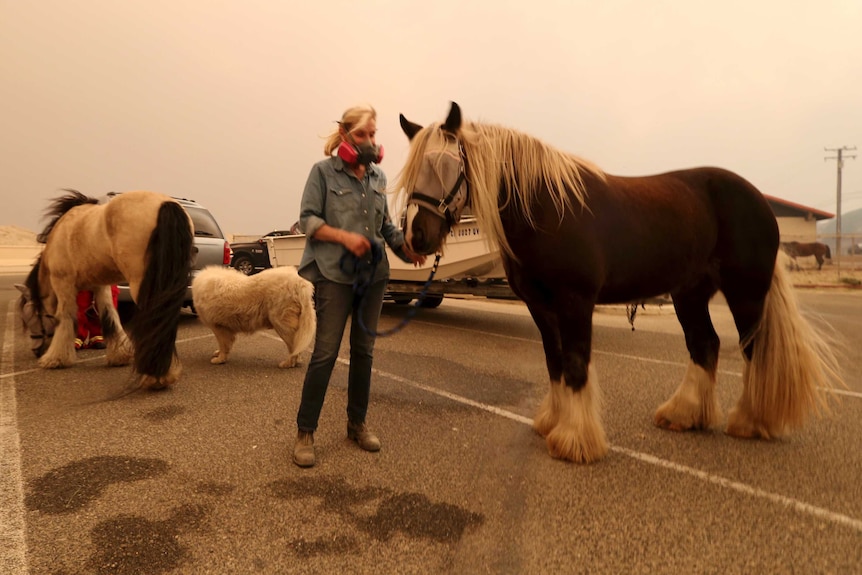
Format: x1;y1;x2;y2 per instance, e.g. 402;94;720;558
2;0;860;237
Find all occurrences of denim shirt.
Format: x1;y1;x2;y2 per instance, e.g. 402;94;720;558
297;156;410;285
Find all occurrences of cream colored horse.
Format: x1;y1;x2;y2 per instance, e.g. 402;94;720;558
19;190;194;389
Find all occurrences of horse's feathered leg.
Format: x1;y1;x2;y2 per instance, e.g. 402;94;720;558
538;297;607;463
654;281;721;431
38;282;77;369
92;285;132;366
726;263;842;438
545;365;607;464
527;304;564;437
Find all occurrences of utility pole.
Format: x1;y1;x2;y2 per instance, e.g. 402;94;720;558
825;145;856;262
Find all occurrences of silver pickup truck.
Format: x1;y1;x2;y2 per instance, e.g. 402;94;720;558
113;193;231;319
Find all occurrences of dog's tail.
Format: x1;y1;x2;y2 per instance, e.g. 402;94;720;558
294;277;317;354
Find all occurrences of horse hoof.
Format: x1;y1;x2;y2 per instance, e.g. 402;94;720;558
532;418;553;438
39;357;72;369
139;373;178;390
210;357;226;365
725;404;780;439
278;357;299;368
653;415;690;432
724;424;760;439
106;352;132;367
545;427;608;464
725;409;770;439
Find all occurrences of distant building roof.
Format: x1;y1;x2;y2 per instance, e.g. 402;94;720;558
763;194;834;221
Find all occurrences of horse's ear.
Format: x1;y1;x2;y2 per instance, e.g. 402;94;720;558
399;114;423;141
442;101;462;134
14;284;28;296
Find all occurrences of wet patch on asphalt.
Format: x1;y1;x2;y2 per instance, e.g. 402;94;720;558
86;503;209;575
26;455;170;514
268;475;484;556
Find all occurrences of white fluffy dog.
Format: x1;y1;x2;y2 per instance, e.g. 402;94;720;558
192;266;316;368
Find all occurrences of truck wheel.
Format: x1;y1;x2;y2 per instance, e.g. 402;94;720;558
391;295;413;305
232;255;254;275
418;294;444;308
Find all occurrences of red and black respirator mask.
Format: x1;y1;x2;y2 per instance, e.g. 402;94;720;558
337;137;384;166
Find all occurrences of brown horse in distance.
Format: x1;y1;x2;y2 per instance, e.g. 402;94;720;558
780;241;831;270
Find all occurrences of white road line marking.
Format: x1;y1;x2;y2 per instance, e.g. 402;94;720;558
0;333;214;381
346;360;862;534
4;325;859;557
1;301;29;574
411;319;862;399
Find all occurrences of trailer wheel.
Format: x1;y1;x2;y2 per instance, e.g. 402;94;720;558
418;294;444;308
391;295;413;305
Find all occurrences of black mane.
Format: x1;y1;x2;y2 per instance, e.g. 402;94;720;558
36;189;99;243
21;258;43;316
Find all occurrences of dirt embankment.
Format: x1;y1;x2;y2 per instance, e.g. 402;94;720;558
0;225;38;245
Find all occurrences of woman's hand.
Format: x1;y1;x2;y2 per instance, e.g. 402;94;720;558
403;242;427;267
342;231;371;257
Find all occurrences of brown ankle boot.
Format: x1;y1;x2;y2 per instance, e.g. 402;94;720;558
293;430;315;468
347;421;380;452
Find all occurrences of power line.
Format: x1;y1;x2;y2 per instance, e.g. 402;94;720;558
825;146;856;258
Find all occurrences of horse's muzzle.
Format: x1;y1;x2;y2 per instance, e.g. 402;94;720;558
30;335;50;358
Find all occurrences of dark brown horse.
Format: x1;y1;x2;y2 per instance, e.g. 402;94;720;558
780;241;831;270
396;102;843;463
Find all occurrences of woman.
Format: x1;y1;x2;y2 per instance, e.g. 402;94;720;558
293;104;425;468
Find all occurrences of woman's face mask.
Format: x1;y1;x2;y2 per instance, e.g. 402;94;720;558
354;141;383;165
339;120;383;166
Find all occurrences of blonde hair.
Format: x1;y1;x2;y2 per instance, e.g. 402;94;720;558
395;120;605;260
323;105;378;156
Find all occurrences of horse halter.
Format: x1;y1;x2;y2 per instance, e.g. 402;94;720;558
408;139;470;226
18;293;57;357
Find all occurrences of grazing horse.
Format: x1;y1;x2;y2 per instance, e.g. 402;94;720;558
780;241;831;270
396;102;843;463
18;190;194;389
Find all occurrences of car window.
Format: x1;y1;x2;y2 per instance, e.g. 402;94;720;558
186;207;225;239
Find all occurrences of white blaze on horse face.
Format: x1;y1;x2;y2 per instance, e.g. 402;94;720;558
405;203;419;249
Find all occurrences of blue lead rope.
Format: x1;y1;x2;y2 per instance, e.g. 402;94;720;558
339;241;441;337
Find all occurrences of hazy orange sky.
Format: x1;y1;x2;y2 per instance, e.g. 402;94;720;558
2;0;860;235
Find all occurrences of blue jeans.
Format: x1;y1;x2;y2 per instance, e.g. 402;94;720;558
296;277;387;432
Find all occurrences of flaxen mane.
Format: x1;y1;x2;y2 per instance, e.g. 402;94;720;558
395;122;605;259
398;102;845;464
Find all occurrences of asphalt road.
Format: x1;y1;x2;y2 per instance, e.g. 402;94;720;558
2;272;861;575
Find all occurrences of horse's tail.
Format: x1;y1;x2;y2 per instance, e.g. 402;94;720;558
825;244;832;259
739;262;844;437
129;201;193;379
